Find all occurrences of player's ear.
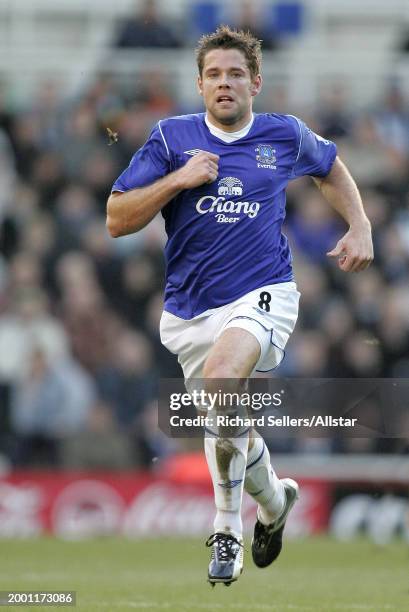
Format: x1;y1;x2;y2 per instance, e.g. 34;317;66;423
197;75;203;96
250;74;262;97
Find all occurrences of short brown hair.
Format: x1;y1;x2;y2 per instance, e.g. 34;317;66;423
196;25;262;79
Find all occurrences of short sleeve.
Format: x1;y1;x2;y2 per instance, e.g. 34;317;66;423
288;117;337;179
111;123;170;192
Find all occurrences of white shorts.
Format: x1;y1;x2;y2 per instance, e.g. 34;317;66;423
160;282;300;379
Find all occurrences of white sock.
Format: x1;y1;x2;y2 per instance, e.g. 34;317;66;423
244;434;285;526
204;434;249;538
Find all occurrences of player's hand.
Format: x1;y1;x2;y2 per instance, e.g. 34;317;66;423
327;222;373;272
174;151;219;189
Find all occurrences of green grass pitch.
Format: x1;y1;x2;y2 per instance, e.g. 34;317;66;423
0;536;407;611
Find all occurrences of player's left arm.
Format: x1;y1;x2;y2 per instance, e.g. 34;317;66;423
312;156;373;272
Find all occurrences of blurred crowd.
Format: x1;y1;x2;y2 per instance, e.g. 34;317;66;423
0;6;409;468
112;0;283;50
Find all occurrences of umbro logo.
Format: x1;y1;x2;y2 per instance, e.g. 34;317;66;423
184;149;204;156
218;479;243;489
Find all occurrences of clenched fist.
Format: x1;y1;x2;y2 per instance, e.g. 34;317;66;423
175;151;219;190
327;221;373;272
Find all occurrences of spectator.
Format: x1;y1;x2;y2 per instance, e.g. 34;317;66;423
8;251;43;293
347;268;384;327
316;84;353;140
0;127;17;259
9;112;40;179
0;287;69;385
292;261;329;328
10;346;96;466
232;0;279;51
287;188;343;264
30;80;65;149
96;328;156;429
372;84;409;157
54;184;98;251
61;104;105;179
282;330;331;377
377;286;409;375
118;253;162;327
341;332;383;377
61;401;135;469
56;251;120;373
114;0;182;49
81;218;124;311
0;82;13;138
30;152;66;211
0;127;16;223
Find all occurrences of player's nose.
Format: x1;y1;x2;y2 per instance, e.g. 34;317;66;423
217;73;230;87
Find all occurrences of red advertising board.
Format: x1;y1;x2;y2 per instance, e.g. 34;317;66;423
0;468;330;539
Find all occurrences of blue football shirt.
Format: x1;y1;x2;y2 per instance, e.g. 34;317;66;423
112;113;337;319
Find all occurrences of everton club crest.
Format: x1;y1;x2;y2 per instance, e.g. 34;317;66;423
255;144;277;169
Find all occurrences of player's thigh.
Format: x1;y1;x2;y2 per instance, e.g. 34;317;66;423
203;327;261;379
160;310;221;379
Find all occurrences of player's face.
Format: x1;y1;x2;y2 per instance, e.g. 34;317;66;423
198;48;262;132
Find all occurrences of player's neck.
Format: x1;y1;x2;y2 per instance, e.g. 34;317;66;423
205;113;254;139
205;111;254;134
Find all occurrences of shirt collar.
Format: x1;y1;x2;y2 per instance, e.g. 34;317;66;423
205;113;254;143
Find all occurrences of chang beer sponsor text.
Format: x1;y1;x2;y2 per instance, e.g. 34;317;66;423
195;177;260;223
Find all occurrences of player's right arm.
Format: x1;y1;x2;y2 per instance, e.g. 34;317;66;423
106;151;219;237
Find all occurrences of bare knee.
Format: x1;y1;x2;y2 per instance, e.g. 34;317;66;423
203;328;260;381
203;356;243;381
202;357;247;412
